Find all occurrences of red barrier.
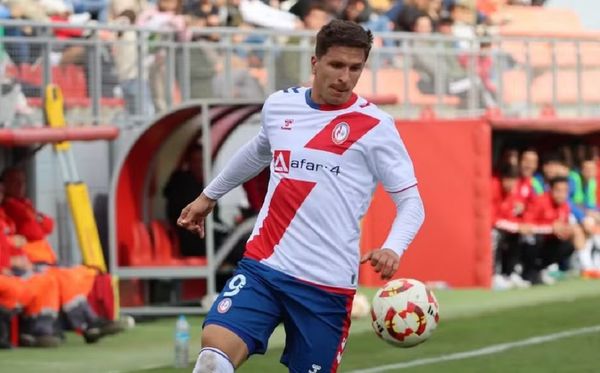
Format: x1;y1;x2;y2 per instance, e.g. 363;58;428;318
359;119;492;288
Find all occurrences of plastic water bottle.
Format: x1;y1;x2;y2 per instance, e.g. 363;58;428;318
174;315;190;368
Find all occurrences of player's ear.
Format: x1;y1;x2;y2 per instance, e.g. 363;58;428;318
311;55;317;74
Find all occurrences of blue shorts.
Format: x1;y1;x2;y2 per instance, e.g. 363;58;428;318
204;258;354;372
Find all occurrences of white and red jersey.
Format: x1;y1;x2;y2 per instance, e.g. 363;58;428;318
243;87;417;290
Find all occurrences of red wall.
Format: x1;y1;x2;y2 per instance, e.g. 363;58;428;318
360;119;492;288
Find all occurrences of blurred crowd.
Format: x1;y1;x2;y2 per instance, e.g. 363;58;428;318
492;144;600;290
0;0;549;121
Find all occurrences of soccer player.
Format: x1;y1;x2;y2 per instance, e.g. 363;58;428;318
178;20;425;372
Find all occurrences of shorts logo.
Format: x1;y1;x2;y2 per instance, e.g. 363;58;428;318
273;150;291;174
217;298;232;314
332;122;350;145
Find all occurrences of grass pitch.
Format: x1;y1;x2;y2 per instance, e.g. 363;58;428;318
1;279;599;373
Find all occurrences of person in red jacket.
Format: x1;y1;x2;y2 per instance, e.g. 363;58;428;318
521;176;577;285
491;164;530;288
1;167;123;343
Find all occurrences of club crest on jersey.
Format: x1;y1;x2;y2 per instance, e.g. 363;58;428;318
273;150;291;174
217;298;232;313
332;122;350;145
281;119;294;130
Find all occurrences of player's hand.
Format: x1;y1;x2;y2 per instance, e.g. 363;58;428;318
360;248;400;280
177;193;217;238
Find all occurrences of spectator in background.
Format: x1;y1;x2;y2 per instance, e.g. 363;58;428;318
521;176;577;285
184;0;221;27
410;14;475;101
240;0;302;30
137;0;187;112
491;163;530;289
342;0;395;51
569;152;600;279
274;3;333;90
111;9;154;117
108;0;150;21
2;1;48;65
517;147;543;204
1;167;124;343
532;152;570;195
0;203;62;347
67;0;110;22
163;145;228;257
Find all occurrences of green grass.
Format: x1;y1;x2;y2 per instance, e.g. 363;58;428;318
1;279;599;373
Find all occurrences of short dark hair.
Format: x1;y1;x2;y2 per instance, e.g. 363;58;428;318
315;20;373;61
549;176;569;188
499;163;520;179
542;152;566;166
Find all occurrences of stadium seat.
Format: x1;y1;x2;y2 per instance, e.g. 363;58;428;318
531;70;600;104
124;221;155;266
149;220;207;266
52;65;90;107
498;6;583;36
354;68;459;106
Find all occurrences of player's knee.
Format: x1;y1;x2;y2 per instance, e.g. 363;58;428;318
193;347;234;373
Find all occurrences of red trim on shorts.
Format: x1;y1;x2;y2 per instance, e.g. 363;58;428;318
331;294;354;372
245;179;316;261
387;183;418;194
295;278;357;296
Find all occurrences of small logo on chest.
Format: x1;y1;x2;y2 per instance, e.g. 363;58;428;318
332;122;350;145
281;119;294;130
273;150;291;173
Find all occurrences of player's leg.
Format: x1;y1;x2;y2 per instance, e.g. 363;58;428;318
194;259;283;372
196;325;248;371
278;280;354;373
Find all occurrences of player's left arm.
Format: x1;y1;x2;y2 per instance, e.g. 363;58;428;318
361;117;425;280
361;187;425;280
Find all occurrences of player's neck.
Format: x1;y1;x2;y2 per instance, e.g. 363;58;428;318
306;88;357;111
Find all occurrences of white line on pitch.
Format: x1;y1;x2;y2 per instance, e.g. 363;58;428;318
347;324;600;373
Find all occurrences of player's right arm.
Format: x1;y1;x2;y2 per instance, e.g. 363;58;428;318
178;119;272;237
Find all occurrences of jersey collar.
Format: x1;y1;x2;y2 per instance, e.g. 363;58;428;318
305;88;358;111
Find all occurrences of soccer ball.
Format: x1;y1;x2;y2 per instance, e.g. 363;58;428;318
370;278;440;347
351;292;370;319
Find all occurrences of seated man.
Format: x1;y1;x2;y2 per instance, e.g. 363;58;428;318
0;167;122;343
491;164;530;288
0;237;61;348
521;176;578;285
569;154;600;279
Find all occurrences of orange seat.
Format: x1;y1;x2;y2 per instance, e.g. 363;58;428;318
128;221;155;266
354;68;459;106
150;220;207;266
531;70;600;104
498;6;583;36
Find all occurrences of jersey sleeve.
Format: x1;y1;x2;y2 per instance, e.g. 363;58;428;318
202;101;272;200
367;117;417;192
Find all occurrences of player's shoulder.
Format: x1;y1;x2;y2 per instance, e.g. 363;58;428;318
266;86;308;106
354;95;395;128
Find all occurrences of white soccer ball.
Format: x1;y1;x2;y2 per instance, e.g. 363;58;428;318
370;278;440;347
351;292;370;319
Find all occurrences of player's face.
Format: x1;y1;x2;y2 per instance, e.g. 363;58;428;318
501;176;517;194
520;151;538;177
311;46;365;106
551;182;569;205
